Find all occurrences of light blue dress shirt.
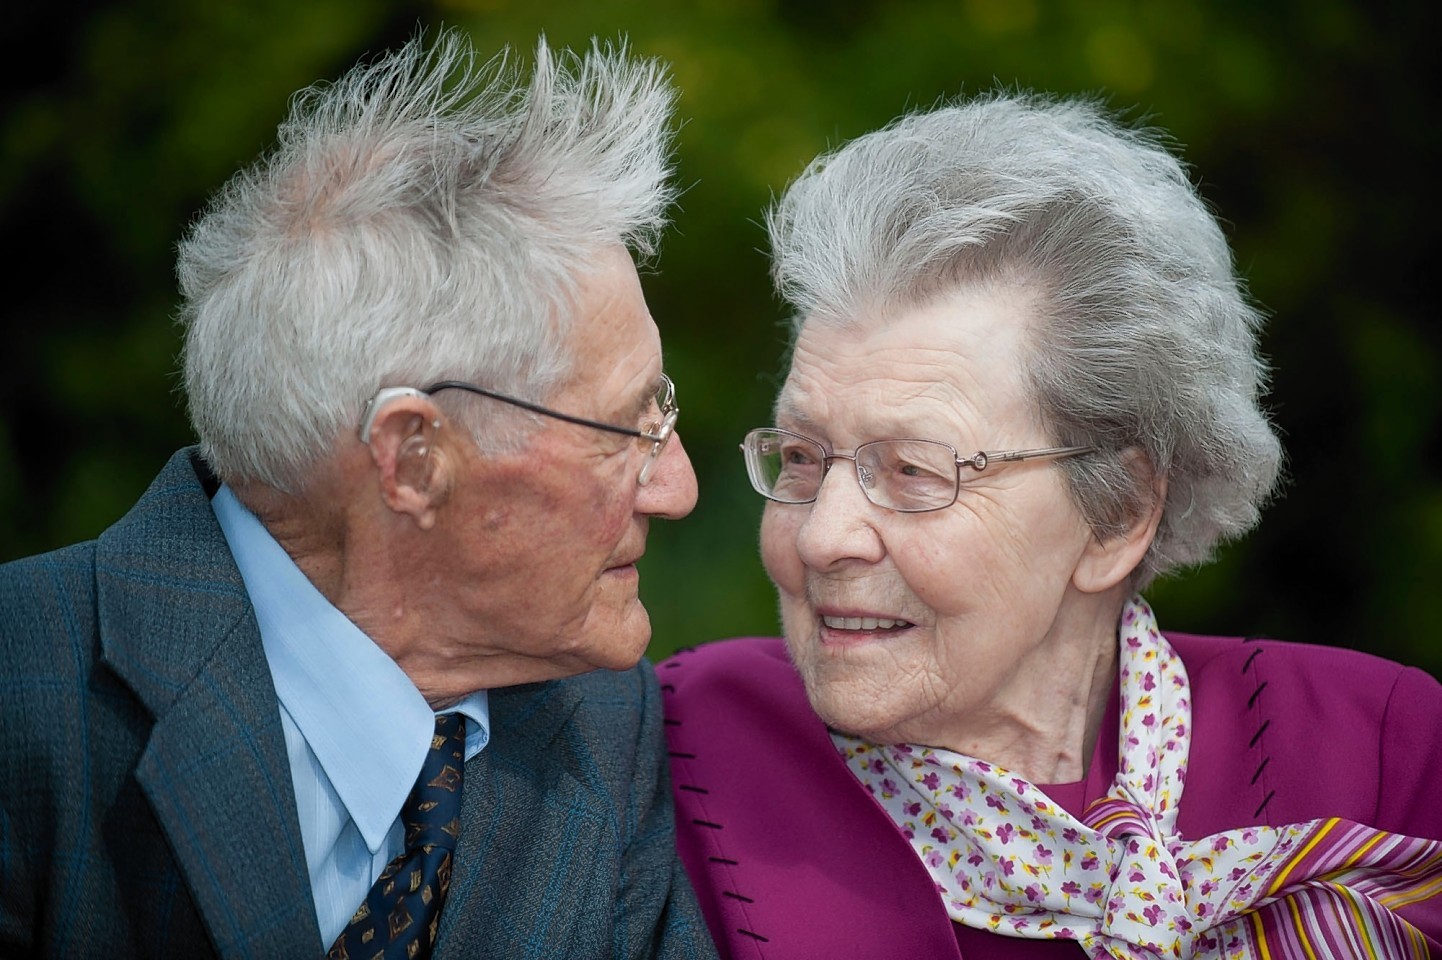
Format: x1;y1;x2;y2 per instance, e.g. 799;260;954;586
212;485;490;947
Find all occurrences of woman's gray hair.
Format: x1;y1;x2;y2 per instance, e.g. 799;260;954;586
178;28;677;493
766;90;1283;585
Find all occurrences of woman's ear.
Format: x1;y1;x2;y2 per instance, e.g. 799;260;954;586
1073;449;1167;594
363;398;449;531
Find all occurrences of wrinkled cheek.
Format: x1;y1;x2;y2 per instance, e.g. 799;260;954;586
760;505;805;599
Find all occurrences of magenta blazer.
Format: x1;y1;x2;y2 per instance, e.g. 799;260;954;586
659;634;1442;959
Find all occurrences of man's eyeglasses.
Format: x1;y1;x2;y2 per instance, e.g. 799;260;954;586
361;374;679;485
740;427;1093;513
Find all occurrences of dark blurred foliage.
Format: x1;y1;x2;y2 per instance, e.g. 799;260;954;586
2;0;1438;675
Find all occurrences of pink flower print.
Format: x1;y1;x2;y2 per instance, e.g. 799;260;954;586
999;858;1016;877
1176;917;1193;932
904;802;922;817
968;852;985;867
1211;836;1232;853
950;781;972;801
937;803;955;820
962;810;978;826
1159;861;1175;879
1061;880;1081;897
1142;713;1156;729
1196;902;1211;918
921;771;940;791
1081;853;1099;871
1063;827;1080;843
974;761;992;773
868;759;886;774
1198;878;1218;896
881;778;898;794
930;827;950;844
1242;828;1259;843
1143;774;1155;793
1229;867;1247;881
1143;904;1164;925
985;795;1008;813
925;850;945;868
996;823;1016;845
1030;815;1047;832
1128;865;1146;883
1024;884;1043;903
1011;778;1029;794
1035;844;1054;865
1175;722;1187;737
1084;884;1105;905
1142;671;1157;691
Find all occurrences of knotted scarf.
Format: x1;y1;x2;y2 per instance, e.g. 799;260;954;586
835;597;1442;958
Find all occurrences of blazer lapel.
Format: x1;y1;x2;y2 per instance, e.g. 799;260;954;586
435;681;589;957
98;450;321;958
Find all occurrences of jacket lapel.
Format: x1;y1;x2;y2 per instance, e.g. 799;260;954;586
435;680;587;957
97;450;321;958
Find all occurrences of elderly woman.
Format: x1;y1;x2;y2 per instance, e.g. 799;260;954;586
661;91;1442;959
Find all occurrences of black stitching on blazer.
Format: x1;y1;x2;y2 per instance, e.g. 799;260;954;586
708;856;739;865
1241;648;1262;673
1253;790;1275;818
737;929;769;942
663;718;681;726
663;660;683;669
669;750;696;759
1247;681;1269;709
723;891;755;903
678;784;709;794
660;683;676;693
692;819;724;830
1248;720;1271;749
1249;756;1270;785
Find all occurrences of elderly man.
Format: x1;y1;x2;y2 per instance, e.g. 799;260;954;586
0;30;712;960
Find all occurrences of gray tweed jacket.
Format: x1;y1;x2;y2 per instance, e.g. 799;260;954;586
0;448;715;960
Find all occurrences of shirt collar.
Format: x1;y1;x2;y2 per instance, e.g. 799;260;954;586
212;484;491;853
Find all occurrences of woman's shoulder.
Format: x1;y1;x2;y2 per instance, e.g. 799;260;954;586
655;637;800;704
1166;631;1442;839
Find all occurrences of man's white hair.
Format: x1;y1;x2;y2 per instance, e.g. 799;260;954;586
177;28;678;492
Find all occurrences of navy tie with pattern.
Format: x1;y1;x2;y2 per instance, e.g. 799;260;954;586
328;713;466;960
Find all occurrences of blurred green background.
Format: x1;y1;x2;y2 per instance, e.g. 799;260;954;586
3;0;1438;676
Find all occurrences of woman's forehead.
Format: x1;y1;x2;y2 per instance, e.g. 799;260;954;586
778;301;1036;442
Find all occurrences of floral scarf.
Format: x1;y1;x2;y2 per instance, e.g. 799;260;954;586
835;597;1442;958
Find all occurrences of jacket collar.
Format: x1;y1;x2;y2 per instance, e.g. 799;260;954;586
96;448;322;957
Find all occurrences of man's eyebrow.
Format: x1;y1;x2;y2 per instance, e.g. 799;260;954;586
627;371;664;421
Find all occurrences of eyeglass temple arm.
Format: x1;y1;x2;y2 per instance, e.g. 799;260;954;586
423;380;645;439
963;445;1096;470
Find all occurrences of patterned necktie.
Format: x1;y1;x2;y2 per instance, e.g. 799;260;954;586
328;712;466;960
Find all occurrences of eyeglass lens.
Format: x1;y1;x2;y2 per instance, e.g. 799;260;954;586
744;429;959;512
637;377;678;486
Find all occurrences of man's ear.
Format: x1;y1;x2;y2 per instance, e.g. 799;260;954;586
1073;449;1167;594
362;397;449;531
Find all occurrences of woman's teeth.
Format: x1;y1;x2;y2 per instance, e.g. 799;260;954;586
820;616;912;630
